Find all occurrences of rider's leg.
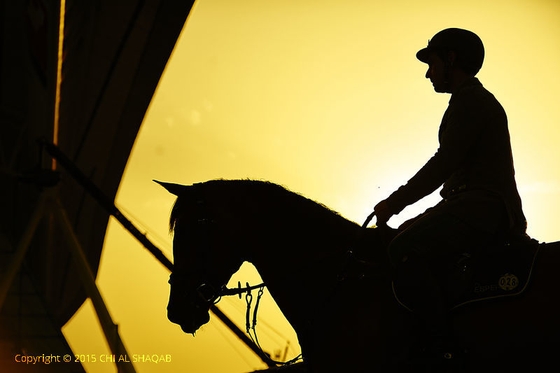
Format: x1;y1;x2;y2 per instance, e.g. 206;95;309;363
387;211;480;362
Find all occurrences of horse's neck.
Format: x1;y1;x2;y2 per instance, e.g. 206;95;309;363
209;180;378;331
247;219;360;334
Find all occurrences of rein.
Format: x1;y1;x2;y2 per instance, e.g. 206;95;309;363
219;281;266;298
362;210;376;229
216;281;303;366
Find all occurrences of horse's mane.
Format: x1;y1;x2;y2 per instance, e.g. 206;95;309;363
169;179;353;232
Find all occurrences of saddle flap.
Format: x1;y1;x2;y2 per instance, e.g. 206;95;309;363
393;240;541;312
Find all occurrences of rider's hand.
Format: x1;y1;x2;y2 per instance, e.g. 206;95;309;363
373;200;393;226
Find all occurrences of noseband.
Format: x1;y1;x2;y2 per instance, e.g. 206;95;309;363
169;271;265;307
168;272;219;305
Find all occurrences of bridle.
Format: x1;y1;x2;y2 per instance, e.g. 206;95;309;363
170;240;300;366
169;194;302;366
169;189;266;307
169;270;265;306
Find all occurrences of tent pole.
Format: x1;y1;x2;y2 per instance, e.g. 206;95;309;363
55;198;136;373
41;139;275;367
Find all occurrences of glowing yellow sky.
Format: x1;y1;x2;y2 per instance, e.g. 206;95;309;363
62;0;560;372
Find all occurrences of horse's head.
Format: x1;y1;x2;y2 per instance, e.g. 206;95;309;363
156;180;245;334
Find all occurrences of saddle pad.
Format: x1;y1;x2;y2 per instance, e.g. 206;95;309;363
393;240;541;312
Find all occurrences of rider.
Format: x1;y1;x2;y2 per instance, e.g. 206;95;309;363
373;28;528;363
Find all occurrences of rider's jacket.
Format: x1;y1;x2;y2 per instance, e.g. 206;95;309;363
385;77;527;236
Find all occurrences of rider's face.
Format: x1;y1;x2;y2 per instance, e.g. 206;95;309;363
425;52;448;93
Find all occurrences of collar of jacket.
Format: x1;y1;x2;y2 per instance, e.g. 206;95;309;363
449;76;482;104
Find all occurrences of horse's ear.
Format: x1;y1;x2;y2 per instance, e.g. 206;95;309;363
153;180;189;196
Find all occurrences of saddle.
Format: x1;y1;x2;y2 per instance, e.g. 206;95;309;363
392;238;541;312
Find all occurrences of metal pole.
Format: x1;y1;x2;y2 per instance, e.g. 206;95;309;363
40;138;172;270
210;305;275;367
54;199;136;373
39;139;275;366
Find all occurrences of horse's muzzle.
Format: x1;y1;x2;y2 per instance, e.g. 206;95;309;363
168;305;210;334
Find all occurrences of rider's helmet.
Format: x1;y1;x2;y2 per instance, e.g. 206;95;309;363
416;28;485;76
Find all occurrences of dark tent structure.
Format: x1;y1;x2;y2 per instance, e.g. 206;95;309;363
0;0;194;371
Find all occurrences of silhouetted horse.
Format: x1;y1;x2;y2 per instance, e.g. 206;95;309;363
158;179;560;372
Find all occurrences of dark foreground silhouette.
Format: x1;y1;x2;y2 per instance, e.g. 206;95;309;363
158;179;560;372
